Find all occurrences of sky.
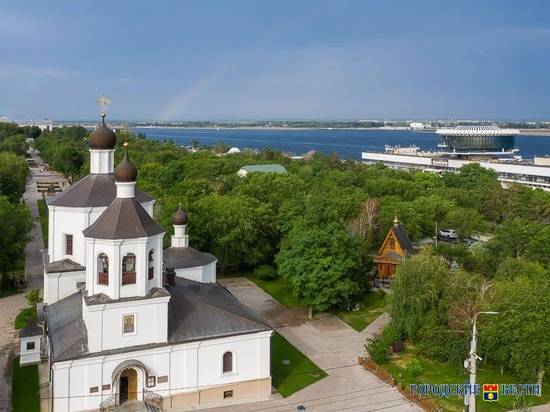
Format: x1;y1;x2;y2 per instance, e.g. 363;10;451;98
1;0;550;121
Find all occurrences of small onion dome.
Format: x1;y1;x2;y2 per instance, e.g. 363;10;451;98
115;149;137;182
393;216;400;225
89;115;116;149
172;204;188;225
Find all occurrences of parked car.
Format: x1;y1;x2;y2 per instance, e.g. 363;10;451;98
439;228;457;239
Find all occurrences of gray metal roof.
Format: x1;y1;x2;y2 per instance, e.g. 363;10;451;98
83;198;165;240
240;164;287;174
45;292;89;362
47;174;153;208
163;247;217;270
46;280;269;363
392;223;415;254
167;278;269;343
45;258;85;274
20;318;42;338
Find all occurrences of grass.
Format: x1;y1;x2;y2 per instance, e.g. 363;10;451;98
380;346;549;412
246;274;301;309
37;199;48;246
12;358;40;412
14;306;35;329
271;333;327;397
335;290;388;331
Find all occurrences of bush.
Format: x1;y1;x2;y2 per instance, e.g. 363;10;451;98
253;264;278;280
25;289;41;307
405;358;424;376
365;336;388;363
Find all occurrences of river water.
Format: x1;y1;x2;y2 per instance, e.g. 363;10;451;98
135;128;550;160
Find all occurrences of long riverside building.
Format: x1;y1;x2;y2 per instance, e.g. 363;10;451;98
361;151;550;191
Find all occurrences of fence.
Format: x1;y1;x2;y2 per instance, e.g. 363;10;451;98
358;357;442;412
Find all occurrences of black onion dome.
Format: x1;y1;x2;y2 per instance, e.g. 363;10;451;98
172;205;188;225
89;116;116;149
115;150;137;182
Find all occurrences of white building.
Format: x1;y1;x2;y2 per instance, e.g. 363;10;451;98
29;114;272;412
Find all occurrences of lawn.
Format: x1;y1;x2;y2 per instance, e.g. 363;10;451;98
335;290;388;331
12;358;40;412
14;306;35;329
380;346;549;411
247;275;300;309
37;199;48;246
271;333;327;397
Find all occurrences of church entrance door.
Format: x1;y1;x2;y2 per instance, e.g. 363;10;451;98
119;368;138;403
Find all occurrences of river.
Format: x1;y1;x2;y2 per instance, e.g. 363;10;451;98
135;128;550;160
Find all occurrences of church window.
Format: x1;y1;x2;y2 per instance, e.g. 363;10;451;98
26;341;35;350
122;314;135;334
98;253;109;285
65;234;73;255
223;352;233;373
389;237;395;249
223;390;233;399
122;253;136;285
148;250;154;280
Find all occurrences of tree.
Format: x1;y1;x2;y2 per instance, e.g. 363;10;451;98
494;257;548;281
190;194;277;272
0;195;33;291
389;253;449;341
276;222;364;315
0;152;29;203
480;274;550;384
487;218;538;260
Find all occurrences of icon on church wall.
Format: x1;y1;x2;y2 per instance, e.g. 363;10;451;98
123;314;135;334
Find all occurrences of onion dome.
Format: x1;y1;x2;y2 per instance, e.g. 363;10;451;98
89;114;116;149
393;216;400;225
115;147;137;182
172;204;188;225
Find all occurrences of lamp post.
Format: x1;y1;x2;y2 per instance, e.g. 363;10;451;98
297;406;306;412
464;311;499;412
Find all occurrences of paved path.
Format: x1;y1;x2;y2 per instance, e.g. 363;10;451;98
0;150;67;411
196;278;421;412
0;293;26;412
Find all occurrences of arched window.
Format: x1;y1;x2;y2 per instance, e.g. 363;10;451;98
222;352;233;373
98;253;109;285
122;253;136;285
148;250;154;280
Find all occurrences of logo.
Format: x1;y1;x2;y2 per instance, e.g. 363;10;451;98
483;384;499;401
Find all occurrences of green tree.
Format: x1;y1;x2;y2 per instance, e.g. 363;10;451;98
0;195;33;291
480;274;550;384
0;152;29;202
276;222;364;314
389;253;448;340
190;194;277;272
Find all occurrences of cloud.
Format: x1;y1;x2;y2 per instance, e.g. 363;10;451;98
0;64;79;79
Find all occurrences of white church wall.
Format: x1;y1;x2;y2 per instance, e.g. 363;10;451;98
83;295;169;353
47;200;155;269
85;235;164;300
175;261;217;283
51;331;271;412
44;269;85;304
20;336;41;365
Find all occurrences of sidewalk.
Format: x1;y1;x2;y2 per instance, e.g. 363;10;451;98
203;277;420;412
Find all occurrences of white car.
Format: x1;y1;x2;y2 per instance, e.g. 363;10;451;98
439;229;457;239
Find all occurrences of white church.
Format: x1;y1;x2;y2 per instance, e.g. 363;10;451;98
24;114;272;411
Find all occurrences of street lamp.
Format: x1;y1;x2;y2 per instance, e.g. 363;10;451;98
297;406;306;412
464;311;499;412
